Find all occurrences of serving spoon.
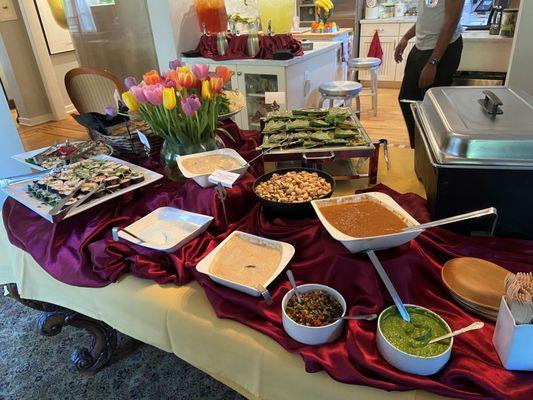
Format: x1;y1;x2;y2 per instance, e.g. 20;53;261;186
427;321;485;345
402;208;498;236
286;269;302;304
337;313;377;322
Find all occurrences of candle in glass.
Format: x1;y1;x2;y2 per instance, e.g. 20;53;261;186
194;0;229;34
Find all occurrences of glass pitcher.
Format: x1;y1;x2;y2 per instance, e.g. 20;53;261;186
258;0;296;34
194;0;229;34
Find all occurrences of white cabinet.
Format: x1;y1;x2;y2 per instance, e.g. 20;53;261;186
358;36;398;82
394;39;415;82
359;21;416;83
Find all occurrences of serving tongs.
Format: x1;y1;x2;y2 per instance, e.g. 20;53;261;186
49;182;104;219
0;167;62;188
243;137;292;167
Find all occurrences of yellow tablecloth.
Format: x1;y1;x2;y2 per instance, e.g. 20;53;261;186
0;220;449;400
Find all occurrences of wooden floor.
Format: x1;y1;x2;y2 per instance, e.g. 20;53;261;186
15;88;409;152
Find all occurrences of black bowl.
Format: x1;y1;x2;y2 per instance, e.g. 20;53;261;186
253;167;336;219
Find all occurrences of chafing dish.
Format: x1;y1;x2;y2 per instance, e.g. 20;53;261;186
412;86;533;238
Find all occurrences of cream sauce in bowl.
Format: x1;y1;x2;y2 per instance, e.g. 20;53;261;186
210;235;282;287
182;154;242;175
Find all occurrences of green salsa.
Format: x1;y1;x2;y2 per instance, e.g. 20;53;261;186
380;306;451;357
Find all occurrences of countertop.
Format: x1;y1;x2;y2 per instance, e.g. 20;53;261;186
182;41;340;67
292;28;353;41
361;17;513;42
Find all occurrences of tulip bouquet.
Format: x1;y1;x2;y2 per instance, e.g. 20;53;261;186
121;60;234;147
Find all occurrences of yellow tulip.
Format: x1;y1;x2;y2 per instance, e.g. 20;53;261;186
162;87;177;110
201;80;212;100
122;91;139;112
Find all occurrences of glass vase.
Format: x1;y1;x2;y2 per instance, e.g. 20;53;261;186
159;138;218;181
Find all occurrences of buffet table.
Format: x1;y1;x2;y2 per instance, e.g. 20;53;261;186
0;222;448;400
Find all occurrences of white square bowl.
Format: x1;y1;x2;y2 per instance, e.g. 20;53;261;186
196;231;295;297
311;192;421;253
117;207;213;252
177;148;249;188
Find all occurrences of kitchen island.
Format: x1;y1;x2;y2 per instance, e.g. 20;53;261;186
183;41;341;130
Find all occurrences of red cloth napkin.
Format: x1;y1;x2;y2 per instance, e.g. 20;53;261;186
195;34;304;61
367;31;384;60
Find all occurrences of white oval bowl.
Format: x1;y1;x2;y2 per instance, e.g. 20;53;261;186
282;283;347;345
376;304;453;376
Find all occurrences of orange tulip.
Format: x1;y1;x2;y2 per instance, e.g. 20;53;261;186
165;70;181;89
209;75;224;94
215;66;233;84
178;70;197;90
143;69;162;85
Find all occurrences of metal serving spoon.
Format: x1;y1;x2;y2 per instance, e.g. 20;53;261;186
286;269;302;304
402;208;498;235
337;313;377;322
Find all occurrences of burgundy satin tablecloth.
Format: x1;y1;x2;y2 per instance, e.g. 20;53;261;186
195;34;304;61
3;125;533;399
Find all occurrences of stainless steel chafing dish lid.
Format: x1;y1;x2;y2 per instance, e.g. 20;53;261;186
415;86;533;167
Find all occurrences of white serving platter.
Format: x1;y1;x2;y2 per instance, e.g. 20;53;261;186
2;155;163;223
177;148;248;188
11;141;112;171
117;207;213;252
311;192;421;253
196;231;295;297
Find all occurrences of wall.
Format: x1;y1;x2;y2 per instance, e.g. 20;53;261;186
507;0;532;95
0;0;52;124
0;84;30;204
50;51;79;113
167;0;202;57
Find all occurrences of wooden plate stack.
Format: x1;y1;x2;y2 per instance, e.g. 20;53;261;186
442;257;509;321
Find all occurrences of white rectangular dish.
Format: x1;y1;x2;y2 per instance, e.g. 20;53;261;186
117;207;213;252
196;231;295;297
311;192;421;253
177;148;248;188
2;155;163;223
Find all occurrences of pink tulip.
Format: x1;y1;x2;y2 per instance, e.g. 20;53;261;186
169;59;182;70
130;84;147;103
124;75;137;90
181;95;201;116
192;64;209;81
143;84;164;105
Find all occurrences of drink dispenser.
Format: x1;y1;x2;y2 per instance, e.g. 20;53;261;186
194;0;229;34
258;0;296;34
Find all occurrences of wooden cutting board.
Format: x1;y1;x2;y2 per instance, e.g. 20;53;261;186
442;257;509;311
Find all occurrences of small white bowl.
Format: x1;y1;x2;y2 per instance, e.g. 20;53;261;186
282;284;347;345
376;304;453;376
177;148;248;188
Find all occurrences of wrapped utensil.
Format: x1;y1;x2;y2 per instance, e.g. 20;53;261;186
504;272;533;324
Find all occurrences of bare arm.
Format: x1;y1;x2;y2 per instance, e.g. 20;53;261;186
419;0;464;88
394;24;416;63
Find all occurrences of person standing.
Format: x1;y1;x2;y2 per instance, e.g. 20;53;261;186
395;0;465;148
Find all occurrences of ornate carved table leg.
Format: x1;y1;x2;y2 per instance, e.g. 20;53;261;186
5;283;117;376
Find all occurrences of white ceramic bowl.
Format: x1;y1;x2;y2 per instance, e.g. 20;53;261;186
311;192;421;253
376;304;453;376
282;284;347;345
177;148;248;188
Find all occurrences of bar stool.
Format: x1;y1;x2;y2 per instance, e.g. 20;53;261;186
318;81;363;116
347;57;381;116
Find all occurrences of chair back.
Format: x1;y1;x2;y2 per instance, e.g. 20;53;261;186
65;67;125;114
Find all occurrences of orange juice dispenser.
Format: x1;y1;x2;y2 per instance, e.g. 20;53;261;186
258;0;296;34
194;0;229;33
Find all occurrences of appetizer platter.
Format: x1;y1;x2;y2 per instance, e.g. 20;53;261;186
12;140;113;171
2;155;162;222
217;90;245;121
259;107;375;161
